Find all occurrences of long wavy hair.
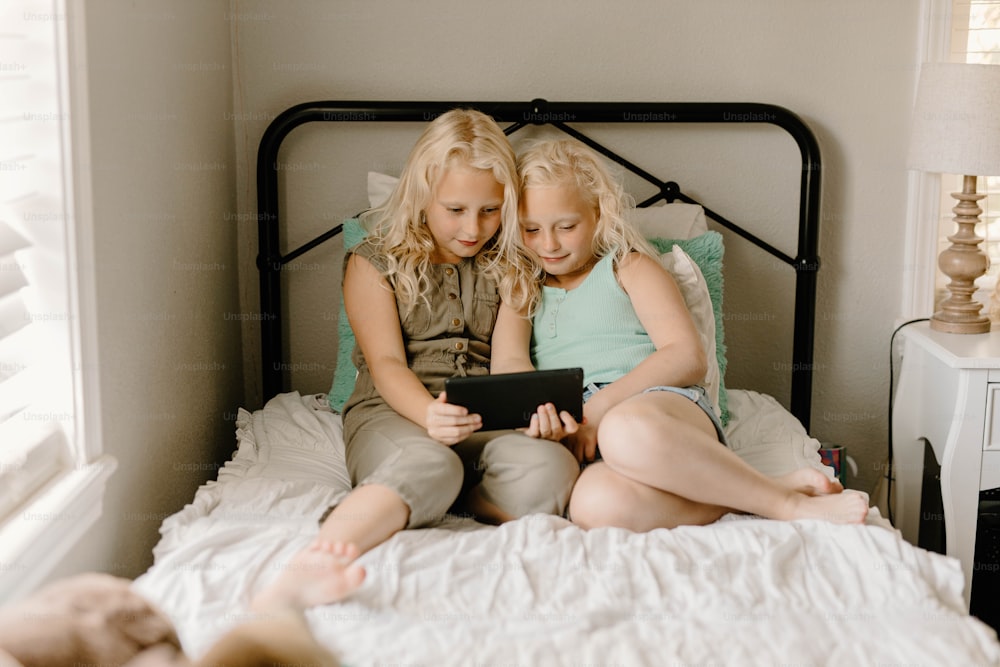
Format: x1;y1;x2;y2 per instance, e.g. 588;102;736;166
508;138;656;313
361;108;533;312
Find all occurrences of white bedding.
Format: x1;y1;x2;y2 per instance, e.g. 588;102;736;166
133;391;1000;666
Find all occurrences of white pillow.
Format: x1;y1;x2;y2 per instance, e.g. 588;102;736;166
235;391;351;493
659;244;721;418
724;389;830;479
367;171;708;240
367;171;399;209
626;202;708;240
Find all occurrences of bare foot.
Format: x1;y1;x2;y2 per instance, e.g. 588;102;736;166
251;540;366;613
778;490;869;524
776;467;843;496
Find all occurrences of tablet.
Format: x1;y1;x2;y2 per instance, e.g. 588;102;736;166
444;368;585;431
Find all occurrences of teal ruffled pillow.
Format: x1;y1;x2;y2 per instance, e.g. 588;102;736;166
649;232;728;425
328;219;728;425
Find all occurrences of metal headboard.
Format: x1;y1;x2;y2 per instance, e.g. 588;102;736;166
256;100;822;429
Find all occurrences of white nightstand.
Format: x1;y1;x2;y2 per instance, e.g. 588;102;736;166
893;321;1000;609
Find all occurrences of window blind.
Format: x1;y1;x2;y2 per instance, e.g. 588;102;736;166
967;1;1000;296
0;0;74;518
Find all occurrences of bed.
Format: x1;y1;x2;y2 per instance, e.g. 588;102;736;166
132;100;1000;665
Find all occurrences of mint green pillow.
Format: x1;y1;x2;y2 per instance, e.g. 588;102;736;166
649;232;729;425
327;219;367;412
328;220;729;425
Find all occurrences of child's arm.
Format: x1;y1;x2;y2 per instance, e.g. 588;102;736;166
489;302;536;374
491;301;584;447
344;254;480;444
584;252;708;427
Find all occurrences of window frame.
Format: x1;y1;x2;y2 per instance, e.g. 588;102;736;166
904;0;1000;320
0;0;115;603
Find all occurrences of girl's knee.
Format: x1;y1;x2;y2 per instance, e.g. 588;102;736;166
479;436;579;517
597;398;697;468
485;434;576;474
568;469;637;530
533;439;580;483
425;443;466;495
396;443;465;527
595;412;665;470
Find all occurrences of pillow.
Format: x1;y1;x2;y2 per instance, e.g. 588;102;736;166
327;218;367;412
367;171;398;208
368;171;708;240
649;232;729;425
237;391;351;493
724;389;826;478
626;202;708;241
659;244;722;421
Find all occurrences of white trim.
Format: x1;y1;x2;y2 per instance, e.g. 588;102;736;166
901;0;955;319
61;0;103;464
0;456;116;602
0;0;114;601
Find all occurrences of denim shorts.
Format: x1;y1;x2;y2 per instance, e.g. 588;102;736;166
583;382;728;447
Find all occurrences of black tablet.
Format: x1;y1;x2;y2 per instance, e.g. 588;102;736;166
444;368;585;431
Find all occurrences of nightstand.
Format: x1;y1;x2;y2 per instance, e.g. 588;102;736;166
893;321;1000;609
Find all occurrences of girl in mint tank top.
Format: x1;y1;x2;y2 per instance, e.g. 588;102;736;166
491;138;869;532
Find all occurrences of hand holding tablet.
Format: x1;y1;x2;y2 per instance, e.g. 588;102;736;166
444;368;584;431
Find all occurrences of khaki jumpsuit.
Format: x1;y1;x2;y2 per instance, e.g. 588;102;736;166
341;241;579;527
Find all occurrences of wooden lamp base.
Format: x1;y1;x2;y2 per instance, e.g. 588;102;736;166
932;174;991;334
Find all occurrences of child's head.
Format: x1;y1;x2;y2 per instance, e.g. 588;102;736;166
513;139;654;295
374;108;518;252
368;108;523;306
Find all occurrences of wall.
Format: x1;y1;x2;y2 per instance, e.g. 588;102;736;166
45;0;243;580
229;0;920;495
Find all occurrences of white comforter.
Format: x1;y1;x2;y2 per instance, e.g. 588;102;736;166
134;391;1000;666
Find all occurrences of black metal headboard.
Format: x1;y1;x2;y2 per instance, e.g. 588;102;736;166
255;100;822;430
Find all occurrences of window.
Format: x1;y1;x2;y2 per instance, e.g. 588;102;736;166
935;1;1000;311
0;0;114;601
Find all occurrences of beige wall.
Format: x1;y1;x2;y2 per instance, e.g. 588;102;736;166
46;0;243;580
230;0;920;494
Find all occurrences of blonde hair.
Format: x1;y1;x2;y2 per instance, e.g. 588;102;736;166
509;138;656;312
362;108;531;311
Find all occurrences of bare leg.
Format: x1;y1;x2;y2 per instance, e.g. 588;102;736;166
190;488;408;666
250;542;367;613
315;483;411;554
776;467;843;495
194;542;355;666
243;482;408;619
595;392;868;525
570;463;849;530
570;461;727;530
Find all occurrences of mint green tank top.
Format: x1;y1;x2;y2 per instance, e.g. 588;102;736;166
531;253;655;386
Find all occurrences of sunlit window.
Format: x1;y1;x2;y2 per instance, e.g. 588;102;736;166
0;0;114;602
938;1;1000;310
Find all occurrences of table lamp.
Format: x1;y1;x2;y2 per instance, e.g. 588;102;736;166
907;62;1000;334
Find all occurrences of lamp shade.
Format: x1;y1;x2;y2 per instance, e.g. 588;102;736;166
907;62;1000;176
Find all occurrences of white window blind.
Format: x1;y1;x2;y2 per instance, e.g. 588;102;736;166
0;0;76;516
0;0;115;602
967;2;1000;307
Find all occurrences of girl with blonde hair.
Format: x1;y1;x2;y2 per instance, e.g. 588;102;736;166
270;110;579;606
492;138;869;530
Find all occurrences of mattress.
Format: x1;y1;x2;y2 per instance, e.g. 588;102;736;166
133;390;1000;666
